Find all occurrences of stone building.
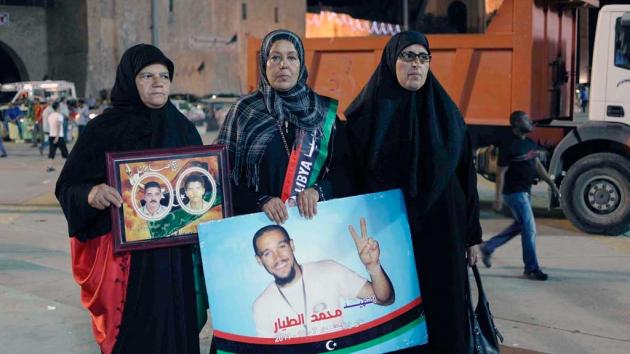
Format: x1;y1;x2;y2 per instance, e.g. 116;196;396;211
0;0;305;98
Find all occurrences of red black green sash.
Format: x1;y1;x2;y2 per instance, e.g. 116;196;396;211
280;100;337;202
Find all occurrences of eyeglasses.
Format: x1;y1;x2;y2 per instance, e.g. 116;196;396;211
398;51;431;64
137;72;170;83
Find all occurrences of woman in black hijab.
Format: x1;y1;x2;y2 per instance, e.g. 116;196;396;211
216;29;353;222
56;44;205;354
345;32;482;353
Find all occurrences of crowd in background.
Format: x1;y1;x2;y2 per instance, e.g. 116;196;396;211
0;95;94;164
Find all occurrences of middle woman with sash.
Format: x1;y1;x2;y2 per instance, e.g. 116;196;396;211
216;29;353;222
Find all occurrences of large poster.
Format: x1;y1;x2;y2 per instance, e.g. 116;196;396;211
198;190;427;353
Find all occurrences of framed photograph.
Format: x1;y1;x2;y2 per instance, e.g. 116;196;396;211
106;145;232;253
197;190;427;353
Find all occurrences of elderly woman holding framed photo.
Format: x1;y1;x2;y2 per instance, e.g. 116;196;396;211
56;44;206;354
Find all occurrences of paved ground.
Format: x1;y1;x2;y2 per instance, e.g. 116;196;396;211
1;133;629;354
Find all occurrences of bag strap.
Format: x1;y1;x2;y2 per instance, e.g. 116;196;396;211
471;264;504;344
465;265;476;323
471;265;488;302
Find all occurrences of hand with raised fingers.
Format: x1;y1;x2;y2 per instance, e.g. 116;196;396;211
348;217;381;272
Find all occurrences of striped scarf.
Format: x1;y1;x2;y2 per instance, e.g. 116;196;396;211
216;29;330;189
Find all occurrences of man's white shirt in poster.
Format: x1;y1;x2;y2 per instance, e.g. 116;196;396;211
253;260;368;339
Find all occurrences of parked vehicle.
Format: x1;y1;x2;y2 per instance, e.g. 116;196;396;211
0;81;76;107
170;93;201;103
0;81;77;140
246;0;630;235
199;94;238;131
171;99;206;125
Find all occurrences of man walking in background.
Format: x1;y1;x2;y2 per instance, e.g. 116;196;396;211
481;111;560;281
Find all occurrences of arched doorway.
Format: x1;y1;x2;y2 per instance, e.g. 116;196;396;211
0;41;28;83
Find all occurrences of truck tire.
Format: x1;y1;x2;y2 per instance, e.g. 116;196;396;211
560;153;630;235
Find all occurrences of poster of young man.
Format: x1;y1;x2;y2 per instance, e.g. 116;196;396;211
198;189;427;353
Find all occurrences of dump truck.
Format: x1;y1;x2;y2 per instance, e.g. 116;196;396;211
246;0;630;235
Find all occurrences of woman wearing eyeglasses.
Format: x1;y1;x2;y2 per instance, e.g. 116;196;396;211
345;32;482;353
216;29;353;223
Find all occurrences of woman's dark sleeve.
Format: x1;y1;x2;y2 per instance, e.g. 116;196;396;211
230;182;267;216
345;115;370;195
458;132;483;246
316;117;356;200
188;122;203;146
55;124;110;241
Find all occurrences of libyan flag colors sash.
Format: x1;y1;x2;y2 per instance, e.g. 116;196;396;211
280;99;338;202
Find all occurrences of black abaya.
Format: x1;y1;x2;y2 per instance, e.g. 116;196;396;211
55;44;204;354
345;32;482;353
405;135;481;353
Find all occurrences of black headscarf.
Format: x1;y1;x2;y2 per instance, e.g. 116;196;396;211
109;43;192;149
56;44;201;241
215;29;331;189
345;31;465;216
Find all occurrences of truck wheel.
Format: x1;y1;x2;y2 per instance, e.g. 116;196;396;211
560;153;630;235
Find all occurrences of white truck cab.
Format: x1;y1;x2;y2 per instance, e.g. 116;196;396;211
548;6;630;235
590;7;630;123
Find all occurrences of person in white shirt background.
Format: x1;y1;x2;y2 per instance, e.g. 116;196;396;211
46;102;68;172
58;97;72;143
40;98;54;155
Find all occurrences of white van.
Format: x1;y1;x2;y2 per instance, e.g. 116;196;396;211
0;81;77;140
0;81;77;108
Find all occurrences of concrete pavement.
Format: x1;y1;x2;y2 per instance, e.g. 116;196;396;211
480;210;630;353
1;136;629;353
0;134;216;353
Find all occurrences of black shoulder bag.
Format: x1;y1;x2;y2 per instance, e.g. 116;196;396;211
467;265;504;354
